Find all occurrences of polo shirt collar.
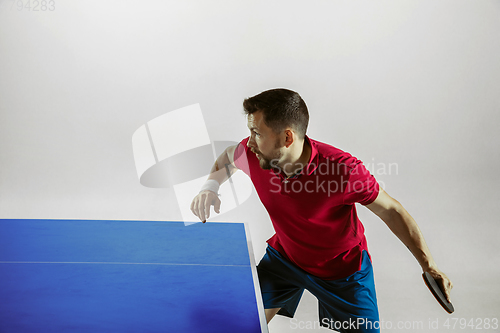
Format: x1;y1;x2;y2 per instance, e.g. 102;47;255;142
304;135;319;176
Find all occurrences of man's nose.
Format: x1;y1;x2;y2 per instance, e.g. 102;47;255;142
247;137;256;148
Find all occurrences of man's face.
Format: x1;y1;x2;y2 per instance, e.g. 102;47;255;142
246;111;283;170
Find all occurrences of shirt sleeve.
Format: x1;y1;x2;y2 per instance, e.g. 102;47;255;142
342;159;380;206
233;137;250;175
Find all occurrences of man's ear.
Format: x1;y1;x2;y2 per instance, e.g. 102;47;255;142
284;129;294;148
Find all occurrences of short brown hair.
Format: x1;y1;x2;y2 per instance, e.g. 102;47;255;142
243;88;309;139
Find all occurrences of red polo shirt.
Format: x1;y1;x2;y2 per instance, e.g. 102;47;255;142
234;136;379;280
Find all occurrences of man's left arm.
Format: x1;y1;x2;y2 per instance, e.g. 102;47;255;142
365;188;453;301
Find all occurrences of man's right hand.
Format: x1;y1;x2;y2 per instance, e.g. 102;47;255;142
190;190;221;223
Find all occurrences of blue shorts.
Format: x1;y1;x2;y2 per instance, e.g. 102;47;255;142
257;246;380;333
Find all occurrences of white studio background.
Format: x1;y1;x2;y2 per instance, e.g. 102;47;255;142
1;1;499;332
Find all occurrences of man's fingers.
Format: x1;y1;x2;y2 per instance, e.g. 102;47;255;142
190;198;198;218
197;196;206;222
204;197;211;221
442;282;451;302
190;195;203;218
437;275;453;302
445;289;451;302
426;269;453;303
190;199;196;215
190;191;221;223
214;197;221;213
445;279;453;302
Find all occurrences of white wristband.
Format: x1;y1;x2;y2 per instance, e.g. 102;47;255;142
200;179;220;194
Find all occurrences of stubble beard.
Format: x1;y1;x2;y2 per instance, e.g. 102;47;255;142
257;150;282;170
252;139;283;170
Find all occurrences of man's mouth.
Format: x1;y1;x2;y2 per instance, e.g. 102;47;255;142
251;150;263;160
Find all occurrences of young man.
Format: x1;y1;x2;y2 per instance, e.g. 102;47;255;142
190;88;452;332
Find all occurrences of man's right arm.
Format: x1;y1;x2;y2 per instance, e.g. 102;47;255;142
190;145;239;222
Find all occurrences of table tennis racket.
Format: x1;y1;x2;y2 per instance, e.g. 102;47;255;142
422;272;454;314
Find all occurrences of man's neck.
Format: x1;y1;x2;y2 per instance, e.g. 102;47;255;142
281;139;311;177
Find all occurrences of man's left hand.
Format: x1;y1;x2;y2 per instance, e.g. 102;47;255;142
425;268;453;302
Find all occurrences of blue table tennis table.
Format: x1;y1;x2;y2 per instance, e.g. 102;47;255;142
0;219;268;333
